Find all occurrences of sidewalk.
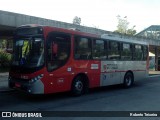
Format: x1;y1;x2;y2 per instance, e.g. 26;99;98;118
149;70;160;75
0;71;160;92
0;72;11;92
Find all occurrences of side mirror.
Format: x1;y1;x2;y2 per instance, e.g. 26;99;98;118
52;43;58;55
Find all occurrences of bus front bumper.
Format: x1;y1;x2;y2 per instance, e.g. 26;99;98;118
8;77;44;94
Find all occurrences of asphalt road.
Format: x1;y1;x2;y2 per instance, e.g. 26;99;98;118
0;76;160;120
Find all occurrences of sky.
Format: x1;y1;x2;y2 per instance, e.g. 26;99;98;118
0;0;160;33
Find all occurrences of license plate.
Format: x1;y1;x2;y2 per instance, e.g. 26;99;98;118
15;83;21;88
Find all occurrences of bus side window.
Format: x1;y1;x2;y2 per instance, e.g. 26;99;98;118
133;44;143;61
108;41;120;60
92;39;106;60
47;33;71;71
121;43;132;60
143;46;148;60
74;37;91;60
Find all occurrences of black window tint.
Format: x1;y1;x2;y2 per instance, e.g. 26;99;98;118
133;45;143;60
74;37;91;60
47;33;71;71
93;39;106;60
121;43;132;60
143;46;148;60
108;41;120;60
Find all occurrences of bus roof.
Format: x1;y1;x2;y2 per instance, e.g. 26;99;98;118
43;26;99;38
101;34;148;45
18;24;99;38
18;24;148;45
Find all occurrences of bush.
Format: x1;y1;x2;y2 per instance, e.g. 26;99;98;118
0;50;12;68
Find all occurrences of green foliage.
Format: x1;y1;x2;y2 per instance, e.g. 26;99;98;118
0;40;7;49
0;49;12;68
127;28;136;35
116;15;129;34
73;16;81;25
115;15;136;35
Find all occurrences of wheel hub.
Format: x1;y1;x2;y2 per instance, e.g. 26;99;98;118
126;77;131;85
75;81;83;91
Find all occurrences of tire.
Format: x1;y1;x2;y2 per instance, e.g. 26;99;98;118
123;72;134;88
71;76;85;96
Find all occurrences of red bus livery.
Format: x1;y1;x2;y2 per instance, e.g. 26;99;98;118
9;24;148;95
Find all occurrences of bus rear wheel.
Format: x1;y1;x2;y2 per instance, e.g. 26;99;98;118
123;72;134;88
71;76;85;96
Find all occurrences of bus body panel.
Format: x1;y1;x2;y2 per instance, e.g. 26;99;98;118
71;60;101;88
9;68;46;94
44;67;73;94
100;61;147;86
42;60;101;94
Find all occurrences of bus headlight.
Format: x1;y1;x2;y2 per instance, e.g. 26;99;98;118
29;74;44;83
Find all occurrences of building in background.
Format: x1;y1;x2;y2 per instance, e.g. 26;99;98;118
136;25;160;71
136;25;160;40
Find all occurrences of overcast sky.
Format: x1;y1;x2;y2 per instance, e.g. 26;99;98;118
0;0;160;33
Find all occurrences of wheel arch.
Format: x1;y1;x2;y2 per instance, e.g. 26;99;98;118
123;70;134;88
124;70;134;81
71;73;89;90
70;73;90;92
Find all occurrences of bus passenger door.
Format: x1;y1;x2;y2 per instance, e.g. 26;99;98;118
46;32;71;93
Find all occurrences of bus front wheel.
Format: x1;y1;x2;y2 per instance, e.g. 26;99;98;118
71;76;85;96
123;72;134;88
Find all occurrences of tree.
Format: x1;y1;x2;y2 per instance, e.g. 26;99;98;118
127;26;136;35
115;15;136;35
73;16;81;25
0;40;7;50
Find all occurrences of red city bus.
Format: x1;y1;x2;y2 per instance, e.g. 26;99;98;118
9;24;149;95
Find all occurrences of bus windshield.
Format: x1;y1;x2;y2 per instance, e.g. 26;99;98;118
12;36;44;68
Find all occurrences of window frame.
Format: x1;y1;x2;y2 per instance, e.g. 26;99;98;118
74;36;92;60
92;39;107;60
108;40;121;60
73;35;148;62
121;42;132;61
132;44;143;61
46;32;71;72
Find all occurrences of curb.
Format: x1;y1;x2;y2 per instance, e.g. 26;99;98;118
0;72;9;77
0;86;14;93
0;89;15;93
0;75;9;77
